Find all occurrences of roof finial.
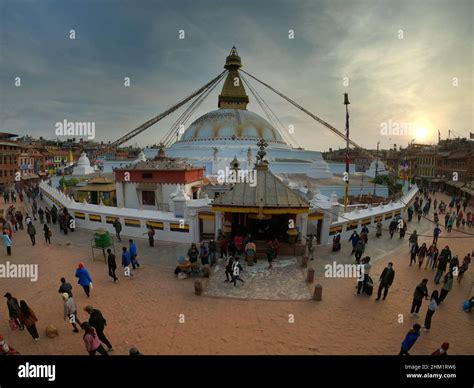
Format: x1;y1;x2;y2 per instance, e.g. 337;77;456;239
256;138;269;169
218;46;249;109
158;142;166;157
224;46;242;70
230;155;240;171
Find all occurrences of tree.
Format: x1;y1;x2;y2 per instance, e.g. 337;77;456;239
373;174;403;195
59;177;79;187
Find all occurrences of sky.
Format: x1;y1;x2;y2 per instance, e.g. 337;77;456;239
0;0;472;151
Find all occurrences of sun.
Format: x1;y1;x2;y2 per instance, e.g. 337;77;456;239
415;126;429;141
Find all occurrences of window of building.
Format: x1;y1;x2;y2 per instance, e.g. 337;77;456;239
142;173;153;179
141;190;155;206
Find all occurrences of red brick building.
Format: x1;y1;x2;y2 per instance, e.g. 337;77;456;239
0;132;21;191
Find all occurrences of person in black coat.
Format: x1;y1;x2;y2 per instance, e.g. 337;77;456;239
376;262;395;301
188;243;199;264
107;248;118;282
410;242;419;266
58;277;73;298
84;306;113;352
410;279;429;317
389;220;397;238
113;219;122;242
51;205;58;224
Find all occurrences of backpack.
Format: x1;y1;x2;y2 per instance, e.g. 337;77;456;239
364;276;374;295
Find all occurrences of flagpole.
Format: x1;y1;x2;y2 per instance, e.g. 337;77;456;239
344;93;350;211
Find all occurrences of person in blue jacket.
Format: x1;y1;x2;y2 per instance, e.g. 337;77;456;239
399;324;421;355
75;262;92;297
122;247;133;277
129;240;140;269
2;231;12;256
348;231;360;256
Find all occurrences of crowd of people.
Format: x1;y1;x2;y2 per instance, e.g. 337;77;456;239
0;183;472;355
343;187;473;355
174;233;282;285
0;183;79;255
0;184;144;356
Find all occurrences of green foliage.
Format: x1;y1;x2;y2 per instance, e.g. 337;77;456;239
373;174;403;195
59;177;79;187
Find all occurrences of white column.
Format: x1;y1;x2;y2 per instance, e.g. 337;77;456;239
320;212;332;245
189;211;200;243
300;213;308;238
214;211;223;239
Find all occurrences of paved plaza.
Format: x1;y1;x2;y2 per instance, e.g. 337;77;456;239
0;192;473;355
205;258;312;300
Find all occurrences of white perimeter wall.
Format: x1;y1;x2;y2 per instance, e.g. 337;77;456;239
323;185;419;244
116;182;196;209
40;181;194;243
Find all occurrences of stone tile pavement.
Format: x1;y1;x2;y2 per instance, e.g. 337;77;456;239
205;257;312;300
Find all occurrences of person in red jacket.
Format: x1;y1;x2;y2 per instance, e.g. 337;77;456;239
431;342;449;355
233;234;243;256
417;243;428;269
0;334;20;355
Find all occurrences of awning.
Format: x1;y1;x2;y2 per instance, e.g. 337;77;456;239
461;186;474;196
212;206;309;214
198;213;215;220
21;173;39;180
446;181;465;188
77;183;116;192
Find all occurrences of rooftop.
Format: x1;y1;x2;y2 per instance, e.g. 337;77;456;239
114;157;200;171
212;163;309;210
0;132;19;139
88;176;114;184
77;183;116;192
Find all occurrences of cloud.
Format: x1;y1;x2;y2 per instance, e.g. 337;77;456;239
0;0;472;150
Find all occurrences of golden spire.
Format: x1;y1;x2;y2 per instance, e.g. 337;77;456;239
218;46;249;110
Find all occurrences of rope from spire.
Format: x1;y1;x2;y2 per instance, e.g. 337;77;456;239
240;69;374;159
110;70;227;147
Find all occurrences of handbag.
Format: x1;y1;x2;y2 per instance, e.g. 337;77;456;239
9;318;19;331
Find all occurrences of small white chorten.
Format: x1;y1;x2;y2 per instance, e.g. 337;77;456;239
73;153;95;175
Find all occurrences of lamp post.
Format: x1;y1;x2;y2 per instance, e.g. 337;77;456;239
343;93;350;211
360;165;364;200
373;141;379;196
